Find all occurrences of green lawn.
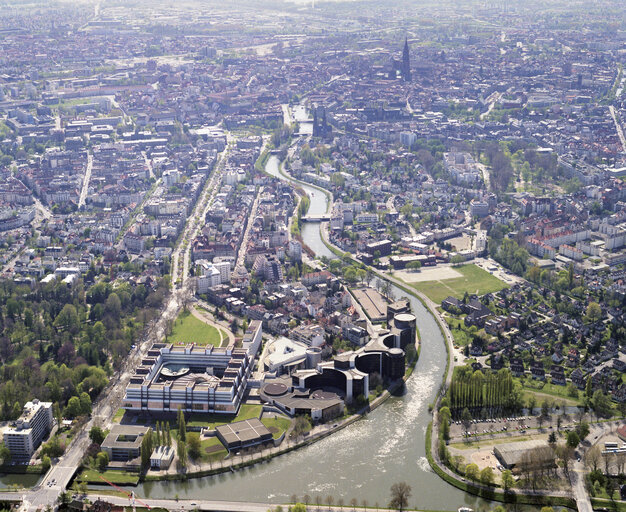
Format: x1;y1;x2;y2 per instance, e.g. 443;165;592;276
112;408;125;423
199;436;228;463
185;404;265;462
261;416;292;439
519;378;583;406
445;316;474;346
171;404;263;430
79;469;139;485
401;264;508;304
168;310;222;347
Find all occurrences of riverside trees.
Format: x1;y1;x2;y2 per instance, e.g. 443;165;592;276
448;366;523;418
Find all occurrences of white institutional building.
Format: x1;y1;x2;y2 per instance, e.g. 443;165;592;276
3;400;53;457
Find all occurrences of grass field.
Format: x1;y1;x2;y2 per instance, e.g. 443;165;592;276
445;316;474;346
520;380;583;407
173;404;263;430
79;469;139;485
402;264;508;304
169;310;222;347
261;416;292;439
112;408;125;423
200;436;228;463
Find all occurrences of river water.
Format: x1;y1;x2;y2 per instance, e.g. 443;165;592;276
122;156;513;511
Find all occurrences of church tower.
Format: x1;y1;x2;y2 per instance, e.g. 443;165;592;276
401;38;411;82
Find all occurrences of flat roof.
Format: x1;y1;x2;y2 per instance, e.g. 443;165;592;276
216;418;272;447
101;425;149;450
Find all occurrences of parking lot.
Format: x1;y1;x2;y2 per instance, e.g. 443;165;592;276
449;415;548;441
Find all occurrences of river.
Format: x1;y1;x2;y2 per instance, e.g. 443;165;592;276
124;156;514;511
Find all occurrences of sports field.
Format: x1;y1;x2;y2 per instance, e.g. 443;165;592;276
399;264;508;304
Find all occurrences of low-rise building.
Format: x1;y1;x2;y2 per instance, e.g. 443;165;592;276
101;425;149;463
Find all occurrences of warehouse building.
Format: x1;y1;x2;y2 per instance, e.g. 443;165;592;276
494;440;552;470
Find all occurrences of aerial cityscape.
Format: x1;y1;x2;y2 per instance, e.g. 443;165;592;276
0;0;625;511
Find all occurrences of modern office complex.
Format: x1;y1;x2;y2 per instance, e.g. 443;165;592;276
123;343;255;414
3;400;53;458
262;312;416;415
123;322;262;415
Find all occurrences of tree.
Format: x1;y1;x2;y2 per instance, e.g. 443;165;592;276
576;421;590;441
177;407;186;442
585;377;593;399
0;442;11;464
292;505;307;512
461;408;472;431
501;470;515;492
585;302;602;324
325;495;334;511
177;435;187;468
65;396;82;418
406;261;421;271
480;467;495;486
465;463;479;481
79;392;92;416
292;415;312;437
41;455;51;471
548;432;557;447
155;422;162;447
54;304;79;333
450;254;465;267
89;426;106;445
591;390;612;418
187;432;202;460
96;451;109;470
585;445;601;472
141;428;153;469
566;431;580;448
389;482;411;512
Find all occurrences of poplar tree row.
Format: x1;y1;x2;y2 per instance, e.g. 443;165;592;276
448;367;522;417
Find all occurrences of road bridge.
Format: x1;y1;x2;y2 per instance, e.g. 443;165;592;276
301;213;330;222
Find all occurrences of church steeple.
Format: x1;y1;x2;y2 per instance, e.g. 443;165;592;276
401;37;411;82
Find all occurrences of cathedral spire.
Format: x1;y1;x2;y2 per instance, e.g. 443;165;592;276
401;37;411;82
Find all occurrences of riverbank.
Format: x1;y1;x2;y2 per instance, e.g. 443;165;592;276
316;219;581;510
104;336;422;486
425;423;577;510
